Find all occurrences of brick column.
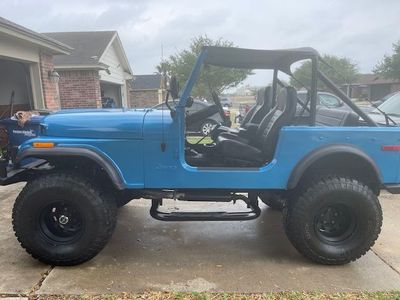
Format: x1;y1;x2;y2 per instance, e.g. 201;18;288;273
39;52;61;110
58;70;102;108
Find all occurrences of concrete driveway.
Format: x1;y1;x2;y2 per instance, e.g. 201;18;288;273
0;183;399;296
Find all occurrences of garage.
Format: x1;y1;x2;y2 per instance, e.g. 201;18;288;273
101;81;122;108
0;16;72;114
0;58;33;116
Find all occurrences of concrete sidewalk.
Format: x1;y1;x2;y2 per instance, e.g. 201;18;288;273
0;184;399;296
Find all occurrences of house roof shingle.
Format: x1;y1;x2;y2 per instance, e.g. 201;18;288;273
44;31;116;68
0;16;72;54
131;74;162;90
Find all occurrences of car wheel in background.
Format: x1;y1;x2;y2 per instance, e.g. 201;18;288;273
200;120;217;136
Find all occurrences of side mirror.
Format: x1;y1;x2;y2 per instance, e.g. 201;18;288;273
186;96;194;108
168;76;179;100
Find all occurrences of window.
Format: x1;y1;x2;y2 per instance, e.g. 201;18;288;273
319;93;341;108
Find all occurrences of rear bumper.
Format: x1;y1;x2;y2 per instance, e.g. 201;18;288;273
383;184;400;194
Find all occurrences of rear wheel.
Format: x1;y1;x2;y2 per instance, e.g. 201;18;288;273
12;172;117;266
284;176;382;265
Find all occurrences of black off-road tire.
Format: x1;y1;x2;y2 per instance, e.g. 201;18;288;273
284;176;382;265
259;191;287;211
12;172;117;266
116;197;132;208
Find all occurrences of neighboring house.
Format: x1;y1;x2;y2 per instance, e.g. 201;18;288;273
44;31;133;108
345;74;400;101
0;16;72;116
129;74;166;107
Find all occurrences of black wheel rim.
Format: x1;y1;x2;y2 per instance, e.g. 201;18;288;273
39;201;84;243
314;204;356;243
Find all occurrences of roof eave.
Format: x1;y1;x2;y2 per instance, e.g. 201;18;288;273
54;64;108;71
0;26;73;55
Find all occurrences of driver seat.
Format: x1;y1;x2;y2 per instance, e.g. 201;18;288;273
215;87;297;166
211;86;273;140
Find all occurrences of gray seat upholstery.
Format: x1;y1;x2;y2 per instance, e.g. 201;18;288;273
216;87;298;166
211;87;273;140
242;87;274;125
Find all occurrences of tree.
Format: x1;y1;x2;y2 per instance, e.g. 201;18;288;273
156;36;251;98
374;41;400;80
290;55;359;90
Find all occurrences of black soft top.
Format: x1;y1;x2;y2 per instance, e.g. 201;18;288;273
203;46;319;74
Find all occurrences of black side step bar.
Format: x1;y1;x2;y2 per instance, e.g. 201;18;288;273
150;194;261;221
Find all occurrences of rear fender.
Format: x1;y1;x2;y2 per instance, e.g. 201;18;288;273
287;144;382;192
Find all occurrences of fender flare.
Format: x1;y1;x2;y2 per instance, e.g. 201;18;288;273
287;144;381;190
16;147;125;190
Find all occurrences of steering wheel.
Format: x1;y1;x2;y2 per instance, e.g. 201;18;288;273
211;91;227;123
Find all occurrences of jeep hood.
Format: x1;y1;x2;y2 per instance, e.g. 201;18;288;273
42;109;147;139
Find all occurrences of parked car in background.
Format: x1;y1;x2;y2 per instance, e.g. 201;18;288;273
220;97;232;107
369;91;400;125
371;91;398;108
297;91;345;109
153;99;231;135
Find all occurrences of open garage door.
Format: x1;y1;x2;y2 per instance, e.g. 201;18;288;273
100;82;122;108
0;58;33;117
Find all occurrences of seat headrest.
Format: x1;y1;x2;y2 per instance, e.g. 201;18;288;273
276;86;297;111
263;86;272;102
256;88;265;105
276;88;288;110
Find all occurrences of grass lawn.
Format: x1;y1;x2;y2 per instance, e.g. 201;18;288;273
186;136;213;144
33;291;400;300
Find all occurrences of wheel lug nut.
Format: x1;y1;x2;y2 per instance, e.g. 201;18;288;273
58;215;69;225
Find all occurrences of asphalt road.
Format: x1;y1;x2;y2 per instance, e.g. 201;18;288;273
0;183;399;296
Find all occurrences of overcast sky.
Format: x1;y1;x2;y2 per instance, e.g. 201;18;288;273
1;0;399;86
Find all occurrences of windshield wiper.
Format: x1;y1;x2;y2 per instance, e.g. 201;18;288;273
371;103;397;126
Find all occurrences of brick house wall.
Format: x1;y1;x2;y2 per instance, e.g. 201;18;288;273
129;90;160;107
58;70;102;108
39;52;61;110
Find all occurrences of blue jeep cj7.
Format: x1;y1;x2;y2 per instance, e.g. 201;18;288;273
0;46;398;266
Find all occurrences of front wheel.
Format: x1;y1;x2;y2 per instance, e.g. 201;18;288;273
200;120;217;136
12;172;117;266
284;177;382;265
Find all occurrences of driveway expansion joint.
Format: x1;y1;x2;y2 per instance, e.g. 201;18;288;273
28;265;54;297
371;248;400;276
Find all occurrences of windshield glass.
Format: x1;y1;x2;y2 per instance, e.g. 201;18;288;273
375;92;400;115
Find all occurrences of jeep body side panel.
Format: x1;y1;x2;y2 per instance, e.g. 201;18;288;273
17;108;400;190
142;112;400;189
